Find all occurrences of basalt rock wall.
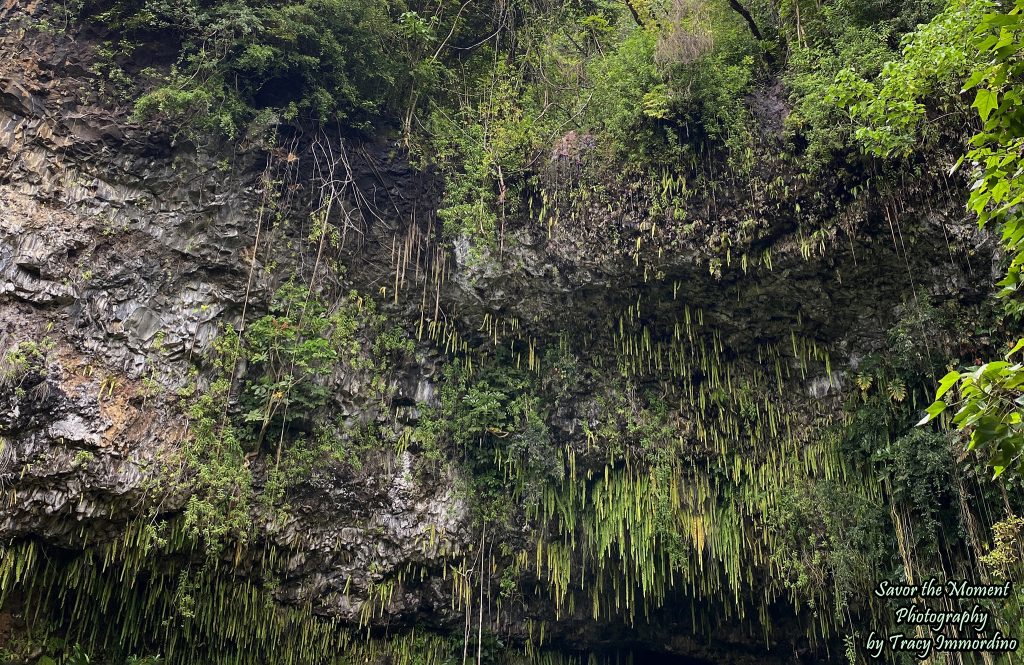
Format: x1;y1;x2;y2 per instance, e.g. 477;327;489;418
0;3;997;663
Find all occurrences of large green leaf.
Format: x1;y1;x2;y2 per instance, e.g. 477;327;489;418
935;370;962;399
973;87;999;121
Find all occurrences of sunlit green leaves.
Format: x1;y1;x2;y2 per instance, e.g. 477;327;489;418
916;400;947;425
936;369;962;398
830;0;995;159
835;0;1024;475
972;87;999;120
919;340;1024;476
641;83;672;119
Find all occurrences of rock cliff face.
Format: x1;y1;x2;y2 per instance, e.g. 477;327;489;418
0;3;996;664
0;3;471;637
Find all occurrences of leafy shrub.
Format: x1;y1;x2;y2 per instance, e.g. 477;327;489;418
585;28;668;163
0;339;51;391
828;0;988;160
82;0;403;133
240;282;341;446
874;429;957;556
183;373;254;555
413;357;561;522
765;477;889;616
981;515;1024;578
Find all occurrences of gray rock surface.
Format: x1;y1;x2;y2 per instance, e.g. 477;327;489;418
0;2;998;663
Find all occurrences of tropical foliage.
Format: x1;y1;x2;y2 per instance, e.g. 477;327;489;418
834;0;1024;476
6;0;1024;662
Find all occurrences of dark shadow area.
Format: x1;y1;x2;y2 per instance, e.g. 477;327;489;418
629;650;715;665
581;649;716;665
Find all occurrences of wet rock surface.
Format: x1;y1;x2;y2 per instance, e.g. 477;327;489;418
0;3;997;663
0;1;469;637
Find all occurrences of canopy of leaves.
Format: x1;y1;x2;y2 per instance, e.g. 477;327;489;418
835;0;1024;475
82;0;515;133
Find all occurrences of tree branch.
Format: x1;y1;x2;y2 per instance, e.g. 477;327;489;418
727;0;764;40
622;0;645;27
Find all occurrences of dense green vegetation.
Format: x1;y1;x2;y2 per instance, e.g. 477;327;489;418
75;0;951;187
835;0;1024;478
4;0;1024;663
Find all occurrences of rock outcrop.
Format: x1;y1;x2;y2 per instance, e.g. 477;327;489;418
0;2;997;663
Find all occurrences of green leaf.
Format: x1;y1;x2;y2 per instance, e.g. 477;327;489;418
973;88;999;122
977;34;1000;52
935;370;961;399
917;400;947;426
1008;338;1024;357
950;154;967;176
962;68;989;91
970;415;1007;451
981;13;1022;29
